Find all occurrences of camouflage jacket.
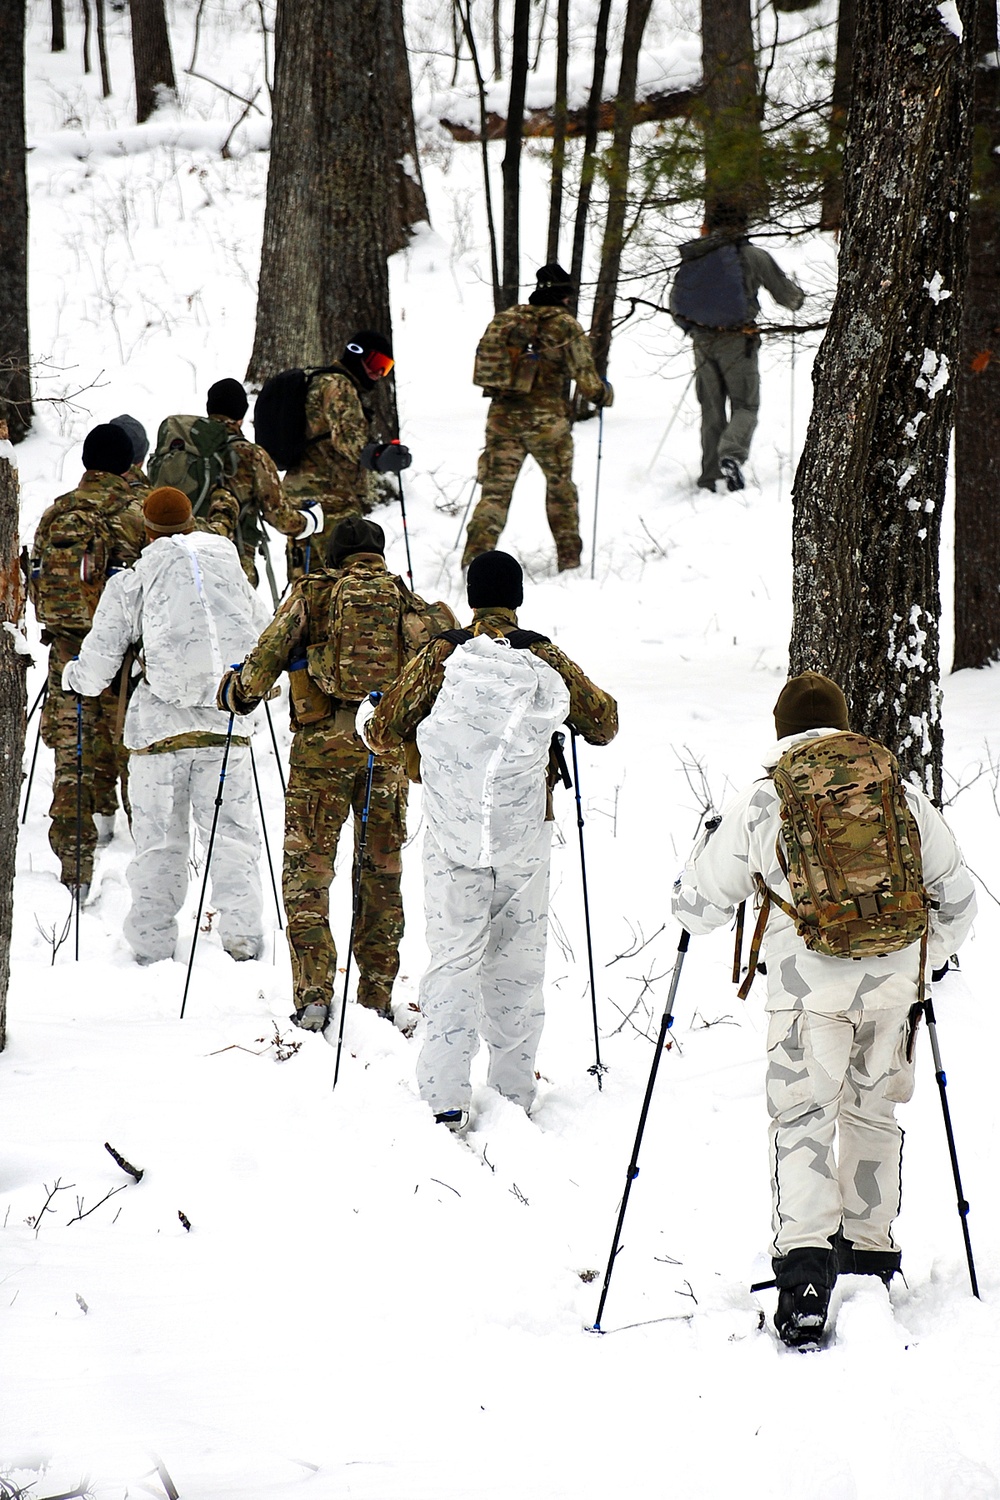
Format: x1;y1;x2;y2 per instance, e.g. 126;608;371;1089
484;305;606;412
123;464;150;501
202;415;309;555
366;606;619;784
234;555;455;770
30;471;146;642
281;368;376;509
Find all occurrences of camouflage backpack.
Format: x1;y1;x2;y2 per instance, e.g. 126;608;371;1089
307;571;416;702
30;500;117;635
737;732;929;998
148;415;239;511
473;307;543;396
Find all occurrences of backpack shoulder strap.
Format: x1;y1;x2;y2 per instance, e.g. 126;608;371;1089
436;628;474;646
505;629;551;649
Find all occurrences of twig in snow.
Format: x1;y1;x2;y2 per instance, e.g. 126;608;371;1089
675;1279;698;1304
150;1456;180;1500
606;919;666;966
67;1183;127;1224
430;1178;461;1197
185;69;264;112
105;1142;144;1182
510;1183;529;1206
27;1177;75;1236
178;1211;192;1232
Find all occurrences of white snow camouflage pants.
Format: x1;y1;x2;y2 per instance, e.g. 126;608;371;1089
124;746;263;964
766;1004;916;1257
417;823;551;1114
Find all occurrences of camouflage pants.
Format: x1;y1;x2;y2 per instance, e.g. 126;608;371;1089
692;331;760;486
41;636;129;885
766;1004;916;1258
463;402;581;569
282;759;407;1015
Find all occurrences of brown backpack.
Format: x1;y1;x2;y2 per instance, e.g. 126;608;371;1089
473;307;543;396
305;571;458;706
30;501;116;635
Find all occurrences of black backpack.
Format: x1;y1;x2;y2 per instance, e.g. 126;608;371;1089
253;366;338;471
669;238;752;333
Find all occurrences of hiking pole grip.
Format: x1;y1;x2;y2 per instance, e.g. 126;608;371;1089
333;693;381;1092
591;927;691;1332
922;995;980;1298
180;709;237;1019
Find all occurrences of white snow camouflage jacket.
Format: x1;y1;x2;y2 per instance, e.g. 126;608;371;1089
671;729;977;1013
416;634;571;868
62;531;270;750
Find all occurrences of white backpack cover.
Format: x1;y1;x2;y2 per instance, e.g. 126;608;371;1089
417;635;571;867
137;533;261;708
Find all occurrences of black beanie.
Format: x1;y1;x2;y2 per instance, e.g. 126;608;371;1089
110;413;148;465
529;261;574;307
773;672;850;740
82;423;134;476
342;330;393;393
206;378;249;420
327;516;386;569
467;550;524;610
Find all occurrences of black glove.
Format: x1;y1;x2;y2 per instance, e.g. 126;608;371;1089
931;962;950;983
217;666;259;716
361;440;413;475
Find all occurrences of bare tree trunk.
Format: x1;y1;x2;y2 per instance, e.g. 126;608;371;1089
568;0;611;308
129;0;177;123
51;0;65;51
385;0;429;253
818;0;857;233
0;0;32;445
0;426;28;1052
954;2;1000;670
546;0;569;263
96;0;112;98
500;0;531;308
82;0;92;75
492;0;502;80
789;0;976;803
458;0;501;306
588;0;653;379
699;0;767;223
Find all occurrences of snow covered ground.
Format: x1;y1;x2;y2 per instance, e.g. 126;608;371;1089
4;3;999;1496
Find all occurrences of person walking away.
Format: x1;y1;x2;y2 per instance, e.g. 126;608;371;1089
671;671;976;1347
62;487;269;965
279;334;409;582
359;550;618;1129
463;264;612;573
217;517;455;1028
29;423;146;895
110;414;151;501
669;204;804;493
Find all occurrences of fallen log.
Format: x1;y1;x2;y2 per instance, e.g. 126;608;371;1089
442;85;701;141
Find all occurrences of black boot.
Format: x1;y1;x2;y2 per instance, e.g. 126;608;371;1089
773;1246;837;1349
830;1228;901;1285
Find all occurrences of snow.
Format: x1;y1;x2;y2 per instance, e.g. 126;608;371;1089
938;2;965;41
5;3;1000;1497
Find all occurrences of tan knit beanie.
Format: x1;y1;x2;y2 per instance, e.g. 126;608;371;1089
773;671;850;740
144;486;194;535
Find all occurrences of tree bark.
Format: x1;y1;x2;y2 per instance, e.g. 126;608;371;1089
699;0;767;223
569;0;612;307
954;3;1000;670
588;0;653;379
384;0;429;254
457;0;500;306
0;0;32;445
789;0;976;803
0;424;28;1053
818;0;857;233
129;0;177;124
82;0;92;75
499;0;531;308
442;81;698;141
51;0;65;51
96;0;112;98
545;0;569;263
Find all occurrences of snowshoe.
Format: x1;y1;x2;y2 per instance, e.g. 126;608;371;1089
291;1002;330;1033
434;1108;470;1135
775;1281;831;1349
720;457;745;492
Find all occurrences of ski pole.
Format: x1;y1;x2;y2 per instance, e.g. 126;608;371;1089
259;530;281;610
453;477;478;551
21;682;48;824
249;739;283;930
333;696;380;1092
74;695;83;961
263;698;287;798
180;711;237;1019
644;369;695;477
570;729;604;1085
589;408;604;581
591;928;691;1333
25;678;46;725
922;993;980;1298
397;468;415;590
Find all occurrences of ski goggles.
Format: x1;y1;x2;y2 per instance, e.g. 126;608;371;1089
348;344;395;380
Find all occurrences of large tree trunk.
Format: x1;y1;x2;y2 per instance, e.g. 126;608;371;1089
0;426;28;1052
129;0;177;124
818;0;857;233
385;0;429;254
588;0;653;379
51;0;65;52
0;0;32;445
568;0;612;307
96;0;112;98
499;0;530;308
953;4;1000;671
789;0;976;803
699;0;766;223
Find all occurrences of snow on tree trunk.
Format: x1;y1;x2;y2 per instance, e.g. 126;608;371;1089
789;0;976;803
0;0;32;444
129;0;177;124
0;425;27;1052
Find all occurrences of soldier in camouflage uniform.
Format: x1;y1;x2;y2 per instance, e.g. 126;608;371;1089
110;414;151;502
219;516;452;1029
201;379;323;593
463;264;612;573
360;551;617;1128
672;672;976;1346
29;424;146;893
281;333;410;581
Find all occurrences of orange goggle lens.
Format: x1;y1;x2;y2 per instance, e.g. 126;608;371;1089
362;351;394;379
